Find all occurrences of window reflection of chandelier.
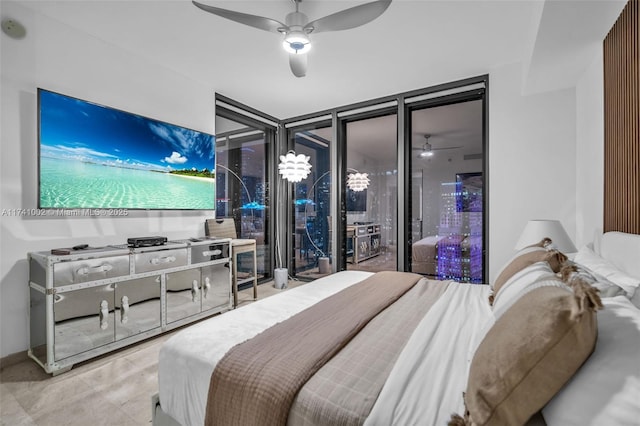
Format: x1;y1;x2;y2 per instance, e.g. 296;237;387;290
278;150;312;183
347;172;370;191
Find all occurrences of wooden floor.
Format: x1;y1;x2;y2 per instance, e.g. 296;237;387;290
0;280;304;426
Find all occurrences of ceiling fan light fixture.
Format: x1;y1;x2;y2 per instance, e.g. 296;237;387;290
420;142;434;158
282;31;311;54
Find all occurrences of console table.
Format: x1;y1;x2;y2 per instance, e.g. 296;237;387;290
28;238;231;375
347;223;381;264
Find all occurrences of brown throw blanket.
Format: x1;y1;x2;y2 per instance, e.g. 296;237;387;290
289;278;451;426
204;271;424;426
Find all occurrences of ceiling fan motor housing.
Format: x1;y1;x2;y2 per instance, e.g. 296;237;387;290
283;11;311;54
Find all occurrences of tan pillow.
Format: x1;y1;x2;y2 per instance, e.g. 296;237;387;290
491;262;556;318
451;276;601;426
493;239;567;296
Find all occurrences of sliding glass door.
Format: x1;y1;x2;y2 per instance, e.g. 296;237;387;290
343;112;398;273
408;98;485;283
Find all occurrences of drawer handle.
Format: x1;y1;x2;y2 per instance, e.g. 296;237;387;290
191;280;199;302
121;296;129;324
99;300;109;330
150;256;176;265
203;277;211;299
202;249;222;257
77;264;113;276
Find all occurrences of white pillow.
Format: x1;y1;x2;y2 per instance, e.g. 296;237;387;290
542;296;640;425
599;231;640;280
568;257;626;298
574;245;640;299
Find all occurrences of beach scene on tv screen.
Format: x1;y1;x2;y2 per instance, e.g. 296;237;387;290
38;90;215;210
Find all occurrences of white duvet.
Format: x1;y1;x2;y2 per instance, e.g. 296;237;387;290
365;282;493;426
159;271;373;426
158;271;493;426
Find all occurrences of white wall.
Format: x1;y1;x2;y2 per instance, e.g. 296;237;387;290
0;3;216;357
575;49;604;248
488;62;577;282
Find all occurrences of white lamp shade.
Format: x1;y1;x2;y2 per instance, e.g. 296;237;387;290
515;219;577;253
347;172;369;192
278;151;312;183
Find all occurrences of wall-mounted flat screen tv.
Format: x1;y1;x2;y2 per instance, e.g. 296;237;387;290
38;88;215;210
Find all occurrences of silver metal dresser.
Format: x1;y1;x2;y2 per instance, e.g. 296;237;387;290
28;238;231;375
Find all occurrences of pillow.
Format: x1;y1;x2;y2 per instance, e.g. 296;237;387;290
543;296;640;425
492;239;567;296
599;231;640;280
491;261;556;319
574;245;640;298
450;275;601;426
560;260;626;298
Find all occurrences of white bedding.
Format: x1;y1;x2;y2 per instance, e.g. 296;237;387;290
543;295;640;425
157;231;640;426
158;271;373;426
541;230;640;425
365;282;493;426
158;272;493;426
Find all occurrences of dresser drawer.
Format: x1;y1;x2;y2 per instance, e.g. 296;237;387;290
53;255;130;286
191;243;230;264
134;248;187;273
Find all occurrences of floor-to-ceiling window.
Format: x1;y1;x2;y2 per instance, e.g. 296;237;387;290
218;76;487;283
215;100;277;284
288;122;333;279
407;94;486;283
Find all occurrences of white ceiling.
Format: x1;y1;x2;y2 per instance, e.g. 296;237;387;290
14;0;626;120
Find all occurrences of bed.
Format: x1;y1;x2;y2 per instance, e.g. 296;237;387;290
411;235;442;275
153;231;640;426
412;234;483;282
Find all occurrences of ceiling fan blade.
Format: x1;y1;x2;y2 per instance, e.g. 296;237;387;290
192;1;286;33
432;146;463;151
303;0;391;34
289;53;308;78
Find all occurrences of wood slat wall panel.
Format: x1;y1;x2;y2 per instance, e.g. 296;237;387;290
603;0;640;234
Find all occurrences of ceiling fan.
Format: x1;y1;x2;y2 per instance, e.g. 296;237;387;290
414;135;462;158
192;0;392;78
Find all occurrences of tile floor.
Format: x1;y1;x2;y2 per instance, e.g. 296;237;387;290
0;279;304;426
